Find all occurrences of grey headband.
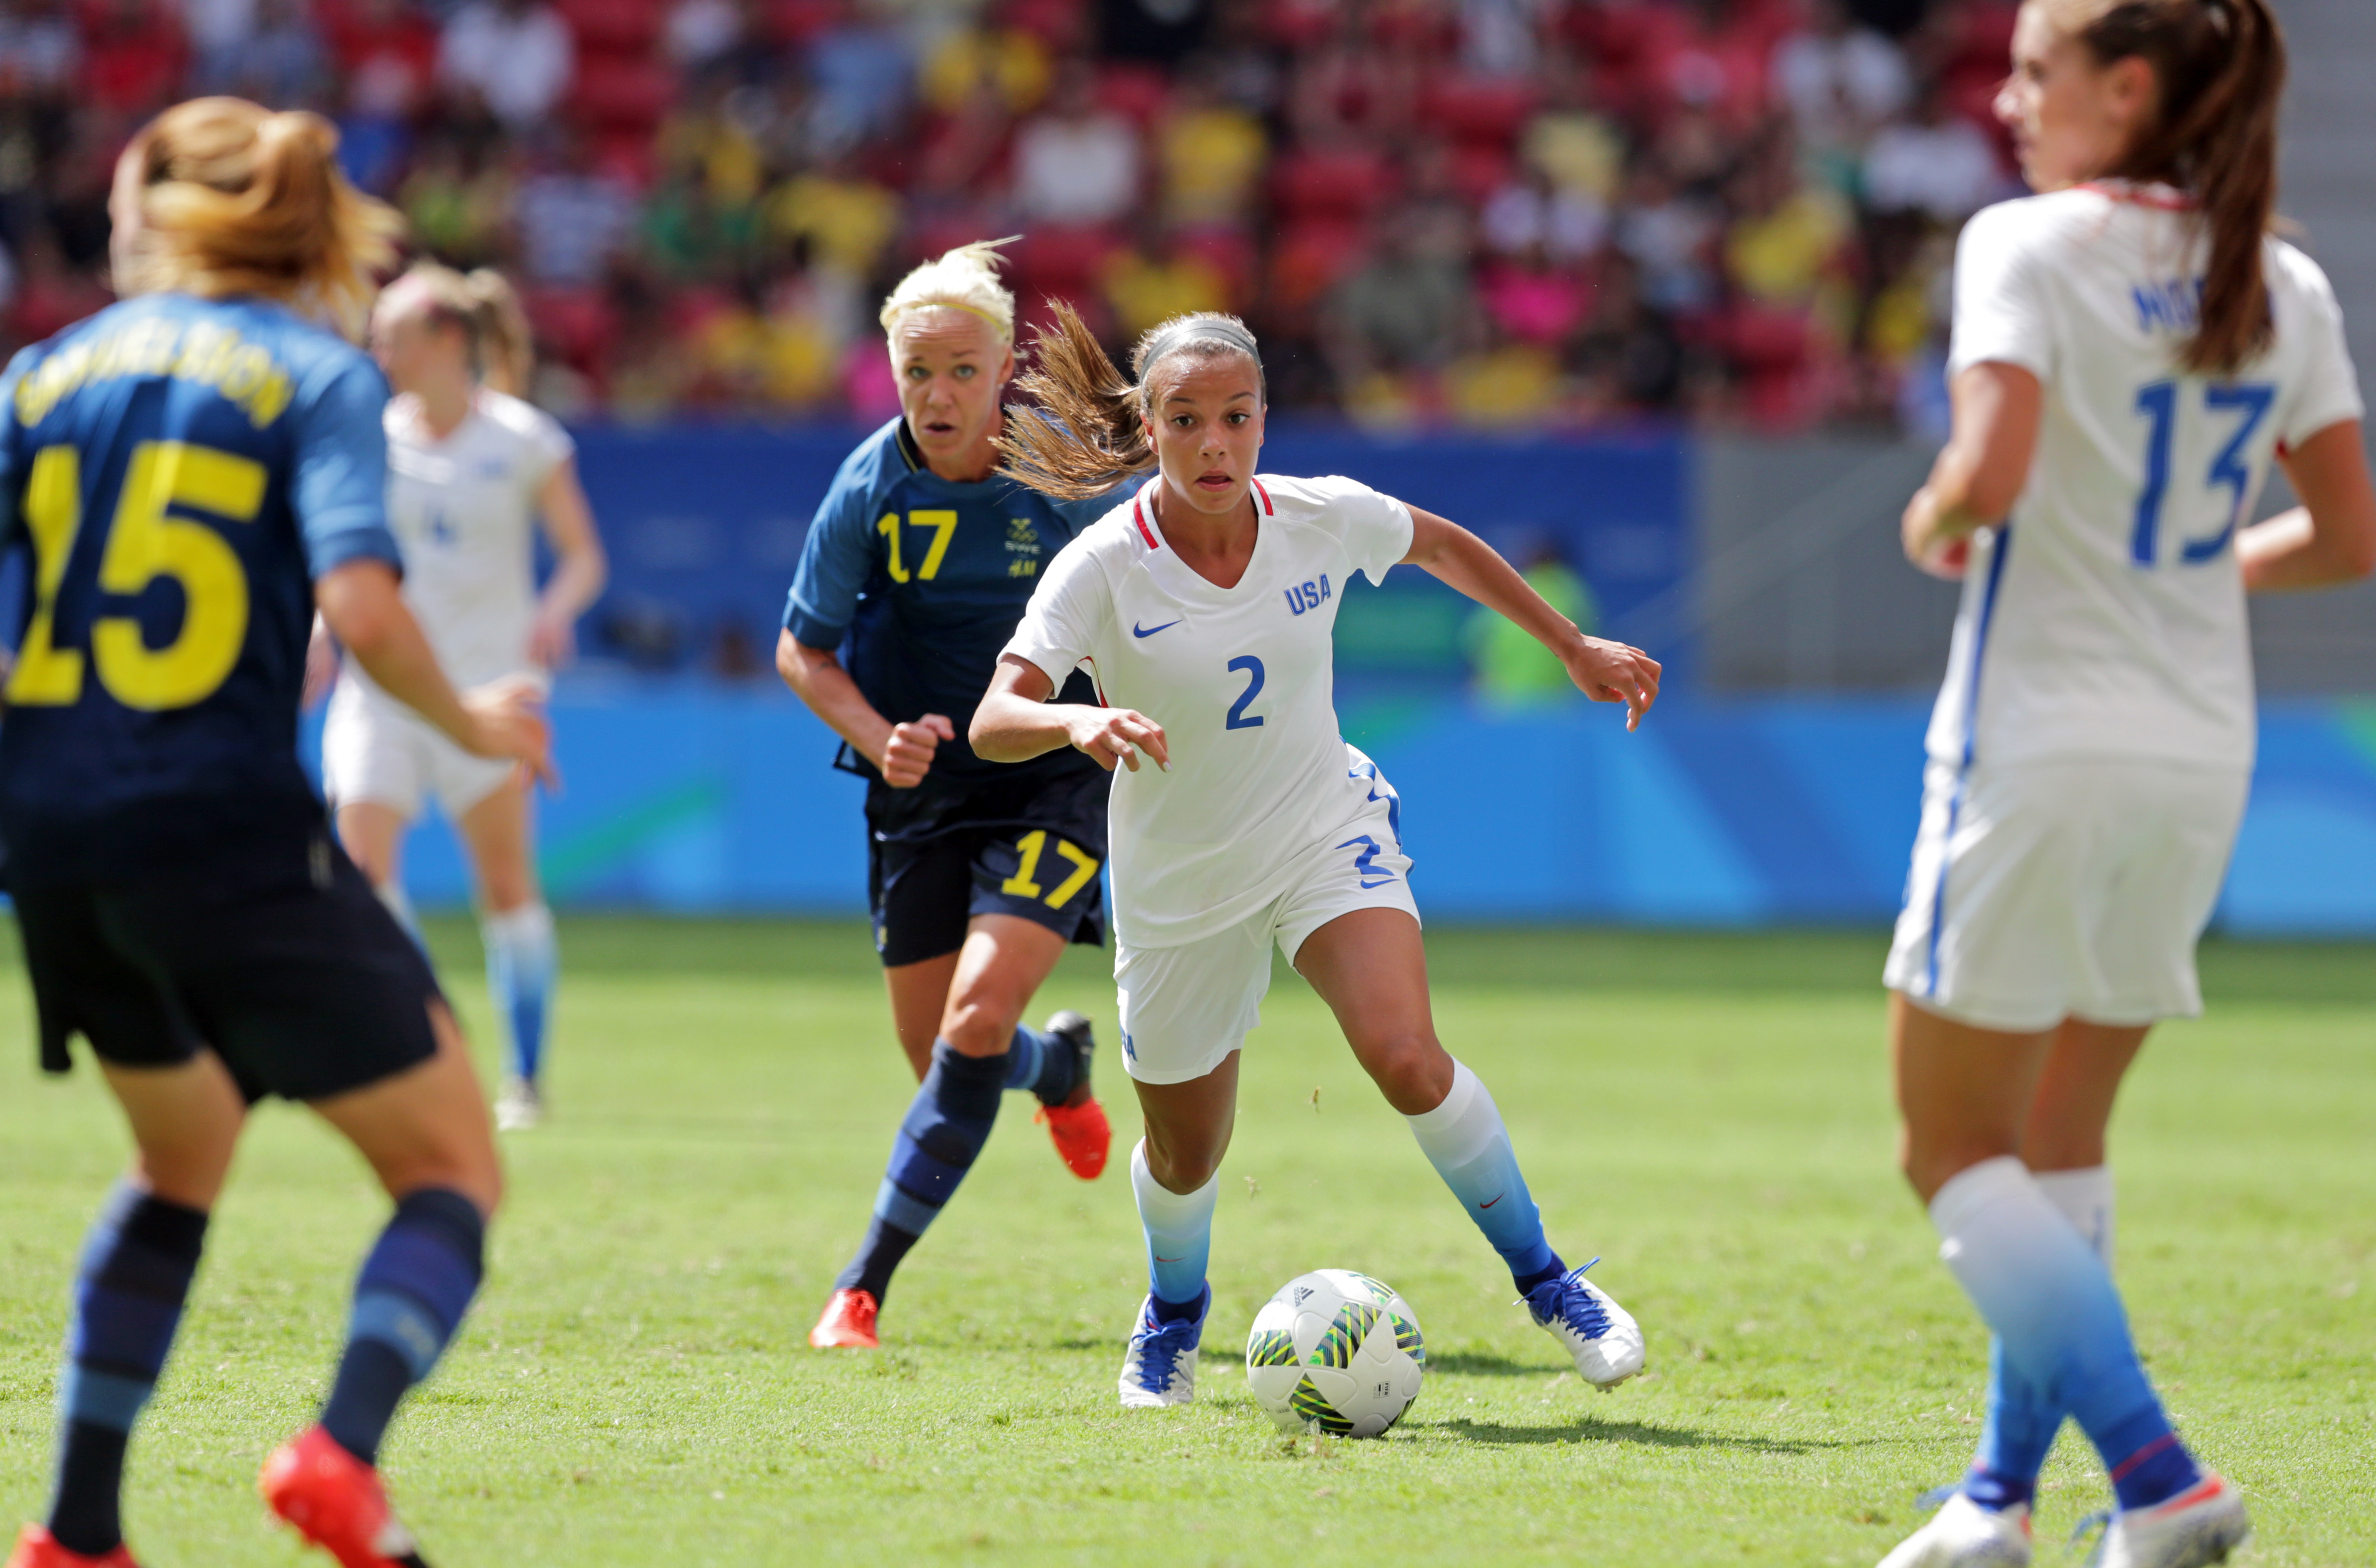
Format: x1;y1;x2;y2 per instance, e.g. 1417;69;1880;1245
1138;316;1263;390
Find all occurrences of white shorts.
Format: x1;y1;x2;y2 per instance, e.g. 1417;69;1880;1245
321;676;517;822
1114;783;1419;1085
1884;756;2248;1033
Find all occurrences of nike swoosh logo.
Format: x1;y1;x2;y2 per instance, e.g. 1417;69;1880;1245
1479;1193;1504;1209
1132;619;1183;638
1155;1254;1186;1262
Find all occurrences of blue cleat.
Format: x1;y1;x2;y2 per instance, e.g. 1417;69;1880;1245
1118;1288;1209;1409
1525;1257;1646;1388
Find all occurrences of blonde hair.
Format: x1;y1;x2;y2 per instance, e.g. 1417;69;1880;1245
381;261;535;393
116;98;401;338
998;304;1264;499
879;237;1018;341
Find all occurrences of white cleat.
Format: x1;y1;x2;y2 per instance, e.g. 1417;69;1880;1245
2095;1473;2251;1568
1876;1492;2033;1568
495;1076;544;1131
1523;1259;1645;1388
1117;1289;1206;1409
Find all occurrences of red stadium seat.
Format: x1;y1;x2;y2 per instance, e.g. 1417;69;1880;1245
1267;218;1367;312
572;59;678;131
1013;225;1120;305
554;0;662;52
523;286;621;376
768;0;842;47
1420;76;1540;150
1268;148;1397;223
1447;146;1512;206
1174;226;1258;304
1095;63;1171;126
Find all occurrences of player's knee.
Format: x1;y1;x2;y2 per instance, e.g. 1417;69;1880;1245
1358;1029;1452;1115
938;987;1026;1056
1144;1136;1223;1192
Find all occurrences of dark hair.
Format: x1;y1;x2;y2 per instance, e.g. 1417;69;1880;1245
2060;0;2285;374
997;304;1263;500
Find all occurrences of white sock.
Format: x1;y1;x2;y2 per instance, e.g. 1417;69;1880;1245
2033;1164;2114;1265
1131;1140;1217;1309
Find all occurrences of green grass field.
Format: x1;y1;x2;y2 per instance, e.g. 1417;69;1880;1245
2;919;2370;1568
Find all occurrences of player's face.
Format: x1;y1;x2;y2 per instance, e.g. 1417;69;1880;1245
1144;352;1265;520
369;295;466;398
1998;3;2158;192
890;307;1016;476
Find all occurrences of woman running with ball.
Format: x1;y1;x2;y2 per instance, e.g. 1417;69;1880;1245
1877;3;2374;1566
979;305;1663;1408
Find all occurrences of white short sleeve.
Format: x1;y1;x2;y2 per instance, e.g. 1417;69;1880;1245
1947;200;2056;382
2273;245;2365;449
1004;533;1110;689
1303;474;1414;586
520;403;576;487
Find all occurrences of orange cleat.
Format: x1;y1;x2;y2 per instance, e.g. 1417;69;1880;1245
1036;1096;1112;1180
7;1525;141;1568
809;1288;880;1349
1035;1010;1111;1180
259;1426;430;1568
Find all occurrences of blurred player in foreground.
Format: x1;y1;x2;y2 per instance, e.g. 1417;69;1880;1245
1877;3;2375;1565
317;262;606;1132
777;242;1115;1352
0;99;552;1568
982;306;1663;1410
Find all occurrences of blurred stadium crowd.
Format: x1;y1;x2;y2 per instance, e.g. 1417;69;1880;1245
0;0;2022;432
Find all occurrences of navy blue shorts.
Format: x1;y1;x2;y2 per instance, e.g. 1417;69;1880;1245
12;825;443;1103
865;764;1109;967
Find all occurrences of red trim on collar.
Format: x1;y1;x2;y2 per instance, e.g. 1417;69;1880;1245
2080;180;2194;211
1132;492;1162;550
1253;478;1273;515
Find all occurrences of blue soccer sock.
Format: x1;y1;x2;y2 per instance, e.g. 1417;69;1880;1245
1966;1165;2116;1512
1130;1139;1216;1314
1403;1060;1561;1288
835;1042;1007;1302
483;902;557;1084
320;1188;485;1465
1000;1024;1079;1105
46;1182;208;1557
1931;1157;2200;1513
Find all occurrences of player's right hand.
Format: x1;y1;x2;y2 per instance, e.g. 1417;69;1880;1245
880;714;954;788
460;674;558;789
1067;708;1168;773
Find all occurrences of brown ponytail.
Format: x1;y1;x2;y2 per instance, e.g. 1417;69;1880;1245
2054;0;2286;375
463;268;534;396
998;303;1158;500
998;302;1266;500
118;97;401;338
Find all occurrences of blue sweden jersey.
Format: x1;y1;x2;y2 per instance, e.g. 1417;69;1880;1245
783;417;1110;786
0;294;401;883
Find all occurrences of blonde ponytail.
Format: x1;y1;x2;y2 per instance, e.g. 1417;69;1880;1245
117;97;401;338
463;268;534;396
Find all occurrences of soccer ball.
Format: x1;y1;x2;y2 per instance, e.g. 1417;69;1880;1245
1243;1268;1425;1437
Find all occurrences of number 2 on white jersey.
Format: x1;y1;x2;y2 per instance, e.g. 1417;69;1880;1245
2131;380;2276;567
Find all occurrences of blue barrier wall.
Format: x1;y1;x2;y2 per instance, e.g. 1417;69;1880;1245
365;689;2376;936
572;423;1692;676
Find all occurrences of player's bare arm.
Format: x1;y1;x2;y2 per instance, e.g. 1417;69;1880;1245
2241;418;2376;591
973;654;1168;773
1902;361;2042;579
1399;505;1662;729
318;559;554;785
774;630;952;788
527;457;608;669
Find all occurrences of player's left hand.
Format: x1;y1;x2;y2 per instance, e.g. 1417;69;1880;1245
528;607;577;670
1563;636;1662;731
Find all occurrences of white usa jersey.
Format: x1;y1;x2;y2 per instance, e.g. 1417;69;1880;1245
1006;474;1414;946
362;389;573;690
1933;183;2362;773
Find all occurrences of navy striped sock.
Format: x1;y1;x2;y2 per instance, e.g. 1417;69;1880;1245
836;1042;1006;1302
48;1182;208;1557
320;1188;484;1465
